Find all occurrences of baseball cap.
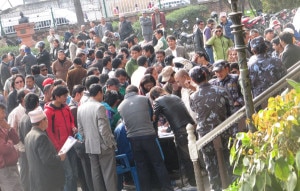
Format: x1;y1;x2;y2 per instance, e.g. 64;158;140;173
250;36;265;49
10;67;19;74
212;60;228;72
42;78;54;87
219;12;227;18
161;66;175;83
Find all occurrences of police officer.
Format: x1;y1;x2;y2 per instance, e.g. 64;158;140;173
248;36;287;98
209;60;244;113
189;66;233;191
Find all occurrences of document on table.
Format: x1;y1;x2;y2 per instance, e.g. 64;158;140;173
59;136;77;154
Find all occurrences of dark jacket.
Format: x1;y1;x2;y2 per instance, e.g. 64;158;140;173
281;44;300;69
190;82;233;136
7;89;18;114
21;53;37;76
37;49;51;73
119;20;133;41
0;61;11;87
25;127;65;191
153;94;195;134
194;28;205;52
66;66;87;93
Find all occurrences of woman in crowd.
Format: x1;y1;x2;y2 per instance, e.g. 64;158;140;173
7;74;25;114
139;74;156;96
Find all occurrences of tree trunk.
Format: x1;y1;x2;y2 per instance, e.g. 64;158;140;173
74;0;85;25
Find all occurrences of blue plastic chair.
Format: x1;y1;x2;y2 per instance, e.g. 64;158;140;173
116;154;140;191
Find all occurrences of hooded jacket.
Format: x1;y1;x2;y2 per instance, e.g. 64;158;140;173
44;103;75;151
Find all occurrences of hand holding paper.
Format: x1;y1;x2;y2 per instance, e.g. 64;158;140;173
59;136;77;154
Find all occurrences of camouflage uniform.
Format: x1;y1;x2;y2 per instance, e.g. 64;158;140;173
190;82;233;191
248;54;287;98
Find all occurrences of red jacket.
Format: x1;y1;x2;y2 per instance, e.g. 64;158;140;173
0;127;19;168
151;12;166;30
44;103;75;151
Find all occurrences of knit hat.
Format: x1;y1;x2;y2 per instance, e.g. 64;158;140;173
28;107;47;123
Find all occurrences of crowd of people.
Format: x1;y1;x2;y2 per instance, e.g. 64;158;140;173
1;6;300;191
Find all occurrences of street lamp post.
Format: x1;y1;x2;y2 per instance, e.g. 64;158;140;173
228;0;256;132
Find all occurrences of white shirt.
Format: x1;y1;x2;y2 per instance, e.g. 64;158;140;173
131;66;147;87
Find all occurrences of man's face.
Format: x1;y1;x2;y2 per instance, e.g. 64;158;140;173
272;43;282;52
117;75;127;85
40;67;48;76
26;78;35;89
101;17;106;24
131;50;140;60
108;45;116;53
155;32;162;40
55;94;68;105
90;22;95;27
265;31;274;41
250;32;259;40
220;16;227;23
156;53;164;63
167;39;176;49
81;26;86;31
175;75;187;88
215;67;229;80
0;108;6;120
209;22;215;29
58;52;65;60
215;28;223;37
198;22;205;30
142;50;151;58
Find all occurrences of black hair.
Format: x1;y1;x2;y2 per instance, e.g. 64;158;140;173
164;55;174;66
195;51;209;62
155;50;165;56
89;84;102;97
99;74;109;86
1;54;7;60
166;35;176;41
137;56;148;67
144;67;155;76
142;44;155;54
104;90;120;107
126;36;135;45
196;19;204;25
87;67;99;76
95;50;104;59
120;47;130;58
73;57;83;65
207;18;215;24
279;31;293;45
31;65;40;75
17;88;27;104
88;49;95;57
156;29;164;36
125;85;138;94
189;66;207;84
271;36;280;45
112;58;122;69
108;43;116;48
25;75;35;81
84;75;100;89
24;93;39;113
71;84;85;98
102;56;112;67
115;68;128;78
230;62;239;71
43;84;53;94
130;45;142;52
52;85;69;100
11;74;25;89
53;79;64;86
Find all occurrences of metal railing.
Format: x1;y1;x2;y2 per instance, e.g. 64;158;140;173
187;61;300;190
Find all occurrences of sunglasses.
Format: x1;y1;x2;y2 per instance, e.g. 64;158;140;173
15;80;24;84
216;30;222;33
41;68;48;71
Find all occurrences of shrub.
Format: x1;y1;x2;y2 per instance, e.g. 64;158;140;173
166;5;208;34
228;79;300;191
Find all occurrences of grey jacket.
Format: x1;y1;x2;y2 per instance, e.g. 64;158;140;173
77;98;116;154
139;16;153;35
118;92;156;138
165;46;190;60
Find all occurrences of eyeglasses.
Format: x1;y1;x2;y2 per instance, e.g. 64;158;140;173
15;80;24;84
216;30;222;33
41;68;48;71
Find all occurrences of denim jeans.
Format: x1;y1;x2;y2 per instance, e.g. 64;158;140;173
205;46;215;63
62;148;78;191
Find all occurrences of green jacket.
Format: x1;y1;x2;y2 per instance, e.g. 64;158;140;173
206;35;234;61
125;58;138;77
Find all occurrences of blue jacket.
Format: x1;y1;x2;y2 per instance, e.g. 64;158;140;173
220;19;234;41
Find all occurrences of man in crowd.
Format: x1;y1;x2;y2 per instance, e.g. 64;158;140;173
249;36;287;98
219;12;234;41
203;18;215;63
119;14;133;41
140;11;153;42
21;47;37;76
98;17;113;39
66;57;87;93
118;85;174;191
25;106;66;191
44;85;78;191
0;54;11;91
151;7;166;30
125;45;142;77
154;29;168;52
165;35;190;60
279;31;300;69
149;86;196;188
78;84;118;191
194;19;206;52
36;41;52;73
206;25;234;61
142;44;156;66
52;50;73;81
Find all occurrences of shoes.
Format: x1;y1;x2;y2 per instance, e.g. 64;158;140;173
181;183;197;191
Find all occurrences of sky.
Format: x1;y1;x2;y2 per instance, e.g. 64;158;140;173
0;0;23;11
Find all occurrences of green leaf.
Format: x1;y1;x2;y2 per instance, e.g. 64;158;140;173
287;79;300;93
243;157;249;167
255;172;266;191
287;149;295;165
295;151;300;170
274;158;290;181
230;141;237;165
248;172;256;188
239;182;251;191
286;171;297;191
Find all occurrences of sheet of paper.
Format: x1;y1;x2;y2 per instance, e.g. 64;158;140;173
59;136;77;154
